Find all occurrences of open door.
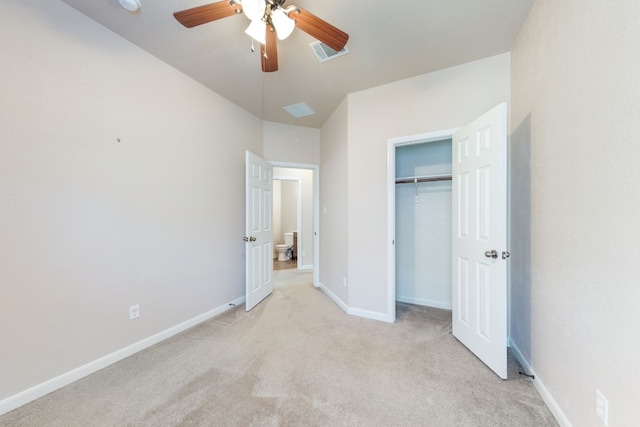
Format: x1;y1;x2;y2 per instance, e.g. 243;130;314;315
452;103;508;379
245;151;274;311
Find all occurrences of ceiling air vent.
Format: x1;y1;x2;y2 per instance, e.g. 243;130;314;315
309;41;349;63
283;102;316;118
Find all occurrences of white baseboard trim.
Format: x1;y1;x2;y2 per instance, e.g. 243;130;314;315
317;281;349;314
0;296;246;416
347;307;394;323
509;338;572;427
317;282;393;323
298;264;313;271
396;295;452;310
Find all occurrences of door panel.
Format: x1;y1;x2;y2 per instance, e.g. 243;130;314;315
452;103;508;379
245;151;273;311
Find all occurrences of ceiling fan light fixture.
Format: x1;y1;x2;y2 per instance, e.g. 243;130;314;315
271;8;295;40
242;0;266;22
245;19;266;45
118;0;140;12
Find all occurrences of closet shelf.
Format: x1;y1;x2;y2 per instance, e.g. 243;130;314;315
395;174;452;184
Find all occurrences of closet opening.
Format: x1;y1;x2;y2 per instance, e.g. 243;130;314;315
386;128;458;322
395;138;453;310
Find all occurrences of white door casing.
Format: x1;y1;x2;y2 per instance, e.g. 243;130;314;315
245;151;274;311
452;103;508;379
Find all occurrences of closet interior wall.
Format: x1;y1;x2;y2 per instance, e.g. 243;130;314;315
395;139;453;309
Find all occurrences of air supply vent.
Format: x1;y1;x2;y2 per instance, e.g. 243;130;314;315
309;41;349;63
283;102;316;118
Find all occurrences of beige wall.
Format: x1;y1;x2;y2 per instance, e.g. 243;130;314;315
319;99;349;304
0;0;262;403
511;0;640;425
263;121;320;165
345;54;511;316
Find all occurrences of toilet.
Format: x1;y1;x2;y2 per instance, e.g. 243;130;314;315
275;232;294;261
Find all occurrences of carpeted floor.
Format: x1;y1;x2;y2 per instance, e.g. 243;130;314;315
1;270;557;426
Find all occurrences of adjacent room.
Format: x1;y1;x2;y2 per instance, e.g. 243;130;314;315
1;0;638;425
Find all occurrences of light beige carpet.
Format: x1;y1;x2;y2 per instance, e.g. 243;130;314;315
1;270;557;426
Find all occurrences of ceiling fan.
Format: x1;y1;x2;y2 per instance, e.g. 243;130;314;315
173;0;349;72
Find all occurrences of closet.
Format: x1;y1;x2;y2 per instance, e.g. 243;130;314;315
395;138;452;310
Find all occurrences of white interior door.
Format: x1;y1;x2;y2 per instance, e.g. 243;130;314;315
245;151;273;311
452;103;508;379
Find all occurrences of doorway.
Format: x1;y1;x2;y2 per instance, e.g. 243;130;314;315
395;138;453;310
270;162;319;286
273;177;301;270
387;128;459;321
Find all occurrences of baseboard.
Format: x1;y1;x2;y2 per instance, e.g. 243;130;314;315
317;282;393;323
317;281;349;314
396;295;452;310
298;264;313;271
347;307;394;323
508;338;572;427
0;295;246;416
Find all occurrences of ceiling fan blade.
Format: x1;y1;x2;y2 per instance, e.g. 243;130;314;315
289;7;349;52
174;1;241;28
261;25;279;72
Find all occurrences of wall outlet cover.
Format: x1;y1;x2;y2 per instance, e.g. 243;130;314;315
129;304;140;320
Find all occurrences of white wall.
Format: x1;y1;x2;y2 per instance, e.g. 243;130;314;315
345;54;511;316
272;180;282;251
279;181;298;238
510;0;640;425
0;0;262;405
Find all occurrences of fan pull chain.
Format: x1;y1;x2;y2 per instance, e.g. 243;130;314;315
251;39;255;53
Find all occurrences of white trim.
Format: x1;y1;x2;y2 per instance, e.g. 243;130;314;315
0;296;245;416
347;307;394;323
387;128;460;323
318;281;349;314
509;339;573;427
298;264;313;271
318;282;393;323
396;295;452;310
270;161;320;287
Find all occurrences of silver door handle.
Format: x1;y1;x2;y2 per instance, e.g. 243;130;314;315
243;236;257;242
485;250;498;259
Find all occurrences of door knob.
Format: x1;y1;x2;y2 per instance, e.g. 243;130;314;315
250;237;257;242
485;250;498;259
243;237;249;242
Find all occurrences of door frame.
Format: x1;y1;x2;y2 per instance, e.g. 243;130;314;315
272;176;302;269
387;128;459;322
270;161;320;287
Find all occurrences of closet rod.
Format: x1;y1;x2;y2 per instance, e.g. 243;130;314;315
395;174;452;185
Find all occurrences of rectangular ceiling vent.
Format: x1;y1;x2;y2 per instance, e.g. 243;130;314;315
309;41;349;63
283;102;316;118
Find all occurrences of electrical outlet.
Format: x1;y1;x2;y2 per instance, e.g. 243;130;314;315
595;389;609;426
302;250;306;257
342;277;347;288
129;304;140;320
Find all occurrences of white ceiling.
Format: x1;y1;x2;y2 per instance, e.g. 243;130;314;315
59;0;535;128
